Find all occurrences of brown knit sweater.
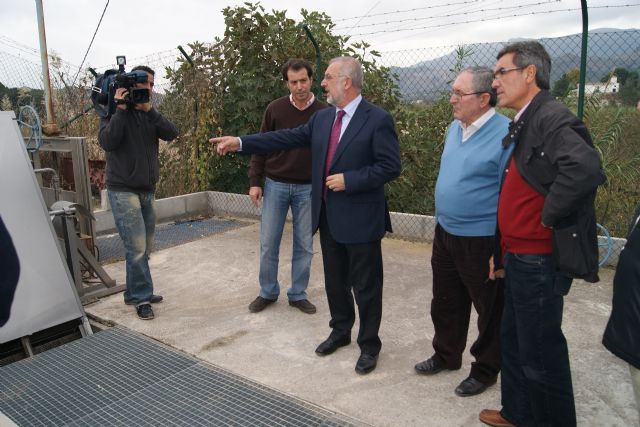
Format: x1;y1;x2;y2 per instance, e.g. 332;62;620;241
248;95;328;187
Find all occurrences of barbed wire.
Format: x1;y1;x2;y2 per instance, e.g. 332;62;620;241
92;48;180;72
0;50;43;89
0;34;80;73
334;0;560;31
346;4;640;37
334;0;484;22
0;35;40;58
342;0;382;37
369;0;505;36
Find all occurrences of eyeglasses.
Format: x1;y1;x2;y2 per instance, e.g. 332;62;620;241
322;73;347;81
493;66;527;80
449;91;486;100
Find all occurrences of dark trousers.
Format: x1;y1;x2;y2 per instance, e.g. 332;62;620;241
430;224;502;383
500;252;576;427
319;204;383;356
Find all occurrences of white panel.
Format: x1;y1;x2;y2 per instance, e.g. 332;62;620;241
0;111;85;343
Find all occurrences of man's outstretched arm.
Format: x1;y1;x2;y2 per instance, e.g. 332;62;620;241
209;136;241;155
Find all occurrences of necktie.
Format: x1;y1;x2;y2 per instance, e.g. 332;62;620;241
324;110;345;199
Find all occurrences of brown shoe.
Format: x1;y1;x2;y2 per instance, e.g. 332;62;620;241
288;299;316;314
479;409;515;427
248;296;277;313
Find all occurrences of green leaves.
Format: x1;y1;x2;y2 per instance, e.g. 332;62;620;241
584;94;640;236
386;99;452;215
160;2;400;195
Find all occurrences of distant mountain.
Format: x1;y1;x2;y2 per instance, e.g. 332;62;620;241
390;28;640;102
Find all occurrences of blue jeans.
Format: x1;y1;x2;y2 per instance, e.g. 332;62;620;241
108;190;156;306
259;178;313;301
500;252;576;427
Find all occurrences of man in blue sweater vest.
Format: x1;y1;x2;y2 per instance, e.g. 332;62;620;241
415;67;513;397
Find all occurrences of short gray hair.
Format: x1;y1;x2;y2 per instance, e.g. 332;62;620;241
461;66;496;106
329;57;363;90
496;41;551;90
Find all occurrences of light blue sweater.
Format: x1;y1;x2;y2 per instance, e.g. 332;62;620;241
435;113;513;237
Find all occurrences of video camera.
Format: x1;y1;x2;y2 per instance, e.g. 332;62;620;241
91;56;150;118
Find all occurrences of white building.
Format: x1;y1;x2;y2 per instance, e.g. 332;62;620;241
583;75;620;95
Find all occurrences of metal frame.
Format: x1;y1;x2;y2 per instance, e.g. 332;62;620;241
30;136;95;245
29;136;123;303
56;210;123;303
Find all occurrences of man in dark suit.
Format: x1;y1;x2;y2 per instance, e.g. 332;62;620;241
210;56;401;375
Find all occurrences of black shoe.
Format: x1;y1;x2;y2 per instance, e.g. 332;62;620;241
455;376;496;397
126;295;163;305
414;357;445;375
248;296;277;313
136;303;154;320
355;353;378;375
288;299;316;314
315;335;351;356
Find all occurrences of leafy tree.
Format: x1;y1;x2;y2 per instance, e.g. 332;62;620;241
1;94;12;112
613;67;629;85
161;2;399;196
386;100;451;215
552;68;580;98
552;75;571;98
584;94;640;236
618;70;639;106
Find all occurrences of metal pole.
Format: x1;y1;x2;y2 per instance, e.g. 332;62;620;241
177;45;202;189
35;0;60;135
303;24;323;98
577;0;588;120
177;45;194;67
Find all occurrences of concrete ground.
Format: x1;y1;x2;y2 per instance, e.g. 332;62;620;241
86;218;638;427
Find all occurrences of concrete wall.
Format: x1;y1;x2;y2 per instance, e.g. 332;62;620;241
95;190;624;268
95;191;210;234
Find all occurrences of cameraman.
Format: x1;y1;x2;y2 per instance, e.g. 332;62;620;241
98;65;178;320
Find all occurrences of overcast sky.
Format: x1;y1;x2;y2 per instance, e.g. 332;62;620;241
1;0;639;74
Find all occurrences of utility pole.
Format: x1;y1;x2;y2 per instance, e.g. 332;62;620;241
35;0;61;136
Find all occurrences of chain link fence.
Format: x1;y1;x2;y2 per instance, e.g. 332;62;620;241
2;29;638;266
379;29;640;102
372;29;640;268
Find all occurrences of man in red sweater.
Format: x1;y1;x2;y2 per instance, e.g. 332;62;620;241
247;59;328;314
479;41;604;427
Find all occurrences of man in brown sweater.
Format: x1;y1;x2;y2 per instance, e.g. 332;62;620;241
247;58;328;314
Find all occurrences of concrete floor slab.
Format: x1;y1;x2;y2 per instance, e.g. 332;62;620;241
85;219;638;427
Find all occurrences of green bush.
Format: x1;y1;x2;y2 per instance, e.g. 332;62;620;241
386;100;451;215
160;3;398;197
584;99;640;236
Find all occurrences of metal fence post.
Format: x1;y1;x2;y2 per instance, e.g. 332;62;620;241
303;24;323;97
577;0;589;119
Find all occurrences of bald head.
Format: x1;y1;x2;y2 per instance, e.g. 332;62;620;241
321;56;363;108
328;57;363;91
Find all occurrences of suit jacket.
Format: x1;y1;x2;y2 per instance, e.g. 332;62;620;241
242;98;401;244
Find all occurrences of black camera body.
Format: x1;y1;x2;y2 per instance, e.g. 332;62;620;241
91;56;150;118
114;71;150;103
